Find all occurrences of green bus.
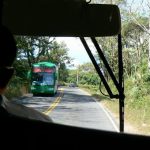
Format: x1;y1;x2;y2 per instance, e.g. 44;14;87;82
30;62;58;96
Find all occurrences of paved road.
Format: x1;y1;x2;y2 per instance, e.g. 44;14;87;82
15;86;119;132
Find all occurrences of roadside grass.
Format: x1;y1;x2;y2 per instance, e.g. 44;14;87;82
5;84;23;99
79;81;150;136
4;77;29;100
125;94;150;135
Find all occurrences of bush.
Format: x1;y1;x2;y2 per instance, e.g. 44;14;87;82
143;72;150;82
4;76;26;100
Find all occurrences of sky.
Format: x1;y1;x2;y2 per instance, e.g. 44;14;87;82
56;37;96;68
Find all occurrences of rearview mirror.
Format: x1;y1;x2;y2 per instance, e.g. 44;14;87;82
2;0;121;37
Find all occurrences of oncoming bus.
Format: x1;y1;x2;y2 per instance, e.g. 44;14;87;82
30;61;58;96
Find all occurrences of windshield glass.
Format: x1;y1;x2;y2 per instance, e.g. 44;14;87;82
6;35;149;137
32;72;54;85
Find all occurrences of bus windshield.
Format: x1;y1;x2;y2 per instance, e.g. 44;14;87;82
32;72;54;86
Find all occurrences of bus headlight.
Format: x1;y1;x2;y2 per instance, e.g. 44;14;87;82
48;88;54;91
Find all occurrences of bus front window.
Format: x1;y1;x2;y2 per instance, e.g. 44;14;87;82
32;73;43;83
32;73;54;86
43;73;54;85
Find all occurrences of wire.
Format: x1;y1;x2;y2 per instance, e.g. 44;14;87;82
99;81;109;97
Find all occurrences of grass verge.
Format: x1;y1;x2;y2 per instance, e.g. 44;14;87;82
79;84;150;136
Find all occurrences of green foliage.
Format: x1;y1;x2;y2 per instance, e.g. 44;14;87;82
67;70;77;83
5;76;24;99
13;59;30;81
67;63;100;86
143;73;150;82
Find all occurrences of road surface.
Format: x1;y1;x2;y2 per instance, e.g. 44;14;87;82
15;86;119;132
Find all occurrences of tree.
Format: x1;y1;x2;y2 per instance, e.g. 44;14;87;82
15;36;72;83
126;0;150;70
15;36;55;68
68;62;100;86
122;18;148;76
